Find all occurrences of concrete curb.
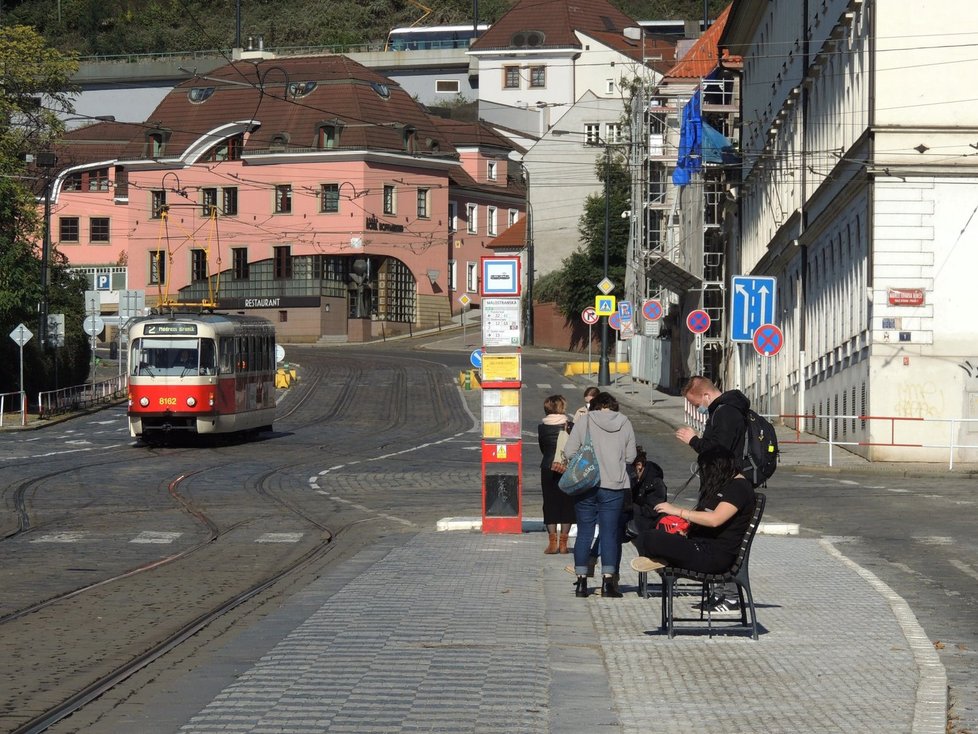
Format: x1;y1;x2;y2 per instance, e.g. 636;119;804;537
436;516;800;537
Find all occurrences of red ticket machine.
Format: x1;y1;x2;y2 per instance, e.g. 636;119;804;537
481;441;522;533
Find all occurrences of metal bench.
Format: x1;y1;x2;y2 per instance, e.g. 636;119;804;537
638;492;766;640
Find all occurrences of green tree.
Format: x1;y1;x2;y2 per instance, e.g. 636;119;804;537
0;26;87;395
542;152;631;320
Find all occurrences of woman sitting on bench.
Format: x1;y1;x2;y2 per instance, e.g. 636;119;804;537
631;447;756;575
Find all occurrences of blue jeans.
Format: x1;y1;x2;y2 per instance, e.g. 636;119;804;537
574;487;624;576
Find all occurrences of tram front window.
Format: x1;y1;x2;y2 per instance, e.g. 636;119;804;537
131;338;217;376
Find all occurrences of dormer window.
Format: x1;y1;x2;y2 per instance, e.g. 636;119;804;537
146;128;171;158
287;81;317;98
318;122;343;149
510;30;546;48
371;82;391;99
269;132;290;151
203;134;243;162
487;161;497;181
403;125;417;154
188;87;214;103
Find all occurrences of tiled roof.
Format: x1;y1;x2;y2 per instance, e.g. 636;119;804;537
55;121;146;168
121;55;456;161
431;118;525;153
470;0;637;52
665;4;740;79
448;166;525;199
487;217;527;248
586;31;677;75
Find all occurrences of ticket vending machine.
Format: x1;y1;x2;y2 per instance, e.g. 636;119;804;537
480;352;522;534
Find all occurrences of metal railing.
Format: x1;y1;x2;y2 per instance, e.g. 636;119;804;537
778;413;978;469
0;391;27;427
37;375;128;420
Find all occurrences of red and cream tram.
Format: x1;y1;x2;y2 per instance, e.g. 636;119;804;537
127;312;276;442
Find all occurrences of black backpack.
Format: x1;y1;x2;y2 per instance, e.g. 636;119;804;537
742;409;779;487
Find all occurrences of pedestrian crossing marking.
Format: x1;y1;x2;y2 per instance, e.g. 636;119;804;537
31;531;86;543
130;531;183;544
256;532;304;543
536;383;551;389
562;384;576;389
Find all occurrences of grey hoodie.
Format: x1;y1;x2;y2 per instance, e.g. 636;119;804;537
564;409;637;490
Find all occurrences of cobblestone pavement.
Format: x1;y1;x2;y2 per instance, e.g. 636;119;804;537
129;530;942;733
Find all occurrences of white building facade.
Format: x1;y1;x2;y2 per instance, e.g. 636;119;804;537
724;0;978;461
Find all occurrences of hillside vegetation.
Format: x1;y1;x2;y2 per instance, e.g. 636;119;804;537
3;0;729;57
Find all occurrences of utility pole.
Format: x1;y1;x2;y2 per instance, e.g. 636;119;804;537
37;151;58;348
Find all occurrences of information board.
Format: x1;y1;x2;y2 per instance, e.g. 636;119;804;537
482;389;521;439
482;297;521;347
481;353;521;385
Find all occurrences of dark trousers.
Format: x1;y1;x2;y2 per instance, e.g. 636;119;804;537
633;529;733;575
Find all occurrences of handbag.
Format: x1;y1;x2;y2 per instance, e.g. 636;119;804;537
551;425;570;473
558;416;601;495
656;515;690;536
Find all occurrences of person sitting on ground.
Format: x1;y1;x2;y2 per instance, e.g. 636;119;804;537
630;447;756;583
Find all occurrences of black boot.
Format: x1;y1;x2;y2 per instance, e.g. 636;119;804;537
575;575;588;597
601;574;623;598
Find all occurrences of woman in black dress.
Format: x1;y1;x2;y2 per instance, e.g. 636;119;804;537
537;394;576;553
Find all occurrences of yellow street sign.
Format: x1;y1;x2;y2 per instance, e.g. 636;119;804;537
597;277;615;295
595;295;617;316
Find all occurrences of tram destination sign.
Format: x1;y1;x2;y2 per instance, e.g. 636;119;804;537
144;323;199;336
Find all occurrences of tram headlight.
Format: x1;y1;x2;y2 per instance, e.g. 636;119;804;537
139;397;150;407
186;396;197;407
208;392;214;407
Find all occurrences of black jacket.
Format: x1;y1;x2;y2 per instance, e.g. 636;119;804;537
689;389;750;466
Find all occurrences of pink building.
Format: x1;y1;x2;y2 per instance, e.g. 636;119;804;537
51;55;525;342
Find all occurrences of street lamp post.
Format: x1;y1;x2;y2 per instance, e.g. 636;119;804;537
522;164;534;346
598;144;611;386
36;151;58;348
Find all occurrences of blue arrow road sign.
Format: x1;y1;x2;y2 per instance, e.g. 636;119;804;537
730;275;777;342
470;349;483;368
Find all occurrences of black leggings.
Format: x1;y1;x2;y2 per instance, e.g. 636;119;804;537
634;529;734;574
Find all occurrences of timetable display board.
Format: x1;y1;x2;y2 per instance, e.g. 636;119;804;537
482;388;521;440
481;352;521;387
482;298;521;347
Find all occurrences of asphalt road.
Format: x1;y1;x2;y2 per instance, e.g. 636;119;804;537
2;339;975;732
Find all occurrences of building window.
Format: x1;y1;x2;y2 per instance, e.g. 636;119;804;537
383;184;396;215
319;124;340;149
88;168;110;192
448;259;457;291
504;65;520;89
223;187;238;215
59;217;79;243
606;79;615;94
90;217;110;243
403;126;417;153
448;201;457;232
529;65;546;88
273;245;293;279
148;132;165;157
466;261;478;292
321;183;340;213
417;188;429;218
202;134;242;162
487;206;497;236
279;310;288;323
508;208;519;226
584;123;601;145
487;160;497;180
604;122;623;144
63;173;81;191
191;248;207;281
232;247;249;279
466;203;478;234
149;250;166;285
151;190;167;218
274;184;292;214
436;79;460;93
201;187;218;216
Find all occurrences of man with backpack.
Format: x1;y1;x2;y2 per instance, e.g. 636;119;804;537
674;375;773;615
